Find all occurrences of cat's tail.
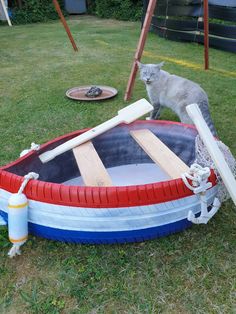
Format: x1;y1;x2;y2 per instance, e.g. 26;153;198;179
198;100;217;137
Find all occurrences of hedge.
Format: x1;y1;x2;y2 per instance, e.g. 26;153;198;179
8;0;143;24
87;0;143;21
10;0;66;24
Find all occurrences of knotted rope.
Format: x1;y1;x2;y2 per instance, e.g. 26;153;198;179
182;164;221;224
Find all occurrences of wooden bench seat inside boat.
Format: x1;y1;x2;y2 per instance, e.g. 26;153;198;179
130;129;189;179
73;141;113;187
72;129;190;186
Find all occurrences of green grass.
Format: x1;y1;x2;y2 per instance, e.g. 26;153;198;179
0;15;236;313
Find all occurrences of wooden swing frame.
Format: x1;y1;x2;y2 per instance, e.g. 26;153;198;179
52;0;78;52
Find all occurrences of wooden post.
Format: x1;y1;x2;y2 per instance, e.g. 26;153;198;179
203;0;209;70
0;0;12;26
124;0;157;101
52;0;78;52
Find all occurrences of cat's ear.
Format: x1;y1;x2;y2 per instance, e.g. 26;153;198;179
156;61;165;69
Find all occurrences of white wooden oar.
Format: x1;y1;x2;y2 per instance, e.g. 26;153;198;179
186;103;236;206
39;98;153;163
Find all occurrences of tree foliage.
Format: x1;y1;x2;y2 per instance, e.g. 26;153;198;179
11;0;66;24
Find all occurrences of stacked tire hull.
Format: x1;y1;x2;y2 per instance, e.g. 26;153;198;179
0;121;218;243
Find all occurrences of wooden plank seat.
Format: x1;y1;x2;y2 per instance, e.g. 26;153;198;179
130;129;190;179
73;141;112;187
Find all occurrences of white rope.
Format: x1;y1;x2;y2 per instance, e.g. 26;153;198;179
18;172;39;195
8;244;21;258
182;163;221;224
20;143;40;157
182;163;212;193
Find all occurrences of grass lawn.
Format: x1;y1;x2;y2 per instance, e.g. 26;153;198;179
0;15;236;313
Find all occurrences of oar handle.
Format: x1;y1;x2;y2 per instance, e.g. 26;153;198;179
39;99;153;163
39;116;121;163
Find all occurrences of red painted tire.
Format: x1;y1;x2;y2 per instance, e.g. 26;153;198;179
0;121;217;209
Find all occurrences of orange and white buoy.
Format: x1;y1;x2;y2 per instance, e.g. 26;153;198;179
7;172;39;258
8;193;29;257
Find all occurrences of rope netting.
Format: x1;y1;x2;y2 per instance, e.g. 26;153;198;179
194;135;236;203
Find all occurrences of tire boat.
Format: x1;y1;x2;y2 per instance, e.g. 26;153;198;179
0;120;218;244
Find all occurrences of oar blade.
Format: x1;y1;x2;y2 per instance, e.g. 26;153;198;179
118;99;153;123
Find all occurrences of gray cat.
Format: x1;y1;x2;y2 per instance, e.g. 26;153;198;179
138;61;217;136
